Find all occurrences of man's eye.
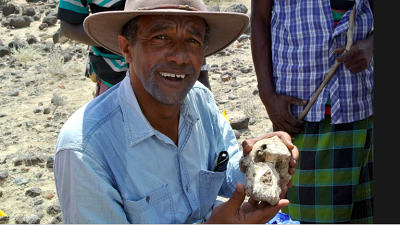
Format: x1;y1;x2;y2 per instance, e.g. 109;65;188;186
154;35;166;40
188;38;200;44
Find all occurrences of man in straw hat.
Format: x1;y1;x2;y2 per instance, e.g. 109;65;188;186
53;0;299;223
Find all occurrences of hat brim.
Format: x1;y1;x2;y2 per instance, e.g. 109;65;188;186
83;9;249;57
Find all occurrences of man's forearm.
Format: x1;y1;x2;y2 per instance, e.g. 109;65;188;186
60;21;100;46
250;0;275;98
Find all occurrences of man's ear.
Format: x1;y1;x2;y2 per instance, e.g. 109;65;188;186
118;35;132;63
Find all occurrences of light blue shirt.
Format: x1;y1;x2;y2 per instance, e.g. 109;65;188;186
54;73;246;223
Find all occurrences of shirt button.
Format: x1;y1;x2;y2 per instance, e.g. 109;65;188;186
186;186;189;192
146;196;150;203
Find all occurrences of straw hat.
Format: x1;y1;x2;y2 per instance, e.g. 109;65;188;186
83;0;249;57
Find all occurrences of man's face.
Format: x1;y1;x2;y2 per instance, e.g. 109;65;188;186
125;15;206;105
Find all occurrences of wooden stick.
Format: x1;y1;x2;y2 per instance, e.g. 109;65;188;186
297;6;356;120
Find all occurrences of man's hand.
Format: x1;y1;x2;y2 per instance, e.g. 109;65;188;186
205;183;289;224
260;91;307;138
241;131;299;187
334;35;374;73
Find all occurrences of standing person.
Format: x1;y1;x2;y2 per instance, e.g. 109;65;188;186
53;0;299;223
57;0;211;96
251;0;373;223
57;0;128;96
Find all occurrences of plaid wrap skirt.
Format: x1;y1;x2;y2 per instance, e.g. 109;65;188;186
281;115;374;223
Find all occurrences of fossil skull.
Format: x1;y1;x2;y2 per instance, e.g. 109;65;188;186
239;135;291;205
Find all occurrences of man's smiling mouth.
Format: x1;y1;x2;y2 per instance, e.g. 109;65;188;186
159;72;186;79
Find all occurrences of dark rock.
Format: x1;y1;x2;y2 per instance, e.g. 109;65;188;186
237;34;250;42
217;99;229;104
8;89;19;96
50;213;62;224
26;34;37;45
14;177;29;185
14;215;23;224
249;118;258;125
46;155;54;168
228;94;238;100
53;28;68;44
25;154;45;166
34;198;44;205
25;187;42;197
0;46;10;57
43;42;54;52
10;16;31;28
33;108;42;113
15;215;40;224
46;10;57;17
38;22;48;30
32;14;41;21
43;107;51;114
63;52;72;62
0;170;8;180
0;216;9;224
25;79;36;87
42;15;57;26
47;203;61;215
14;158;23;166
8;40;25;50
230;114;250;130
22;7;36;16
2;3;17;16
231;80;240;87
216;50;226;56
224;4;248;14
240;67;252;73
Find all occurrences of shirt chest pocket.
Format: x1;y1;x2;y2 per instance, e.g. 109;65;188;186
123;184;176;223
198;170;226;219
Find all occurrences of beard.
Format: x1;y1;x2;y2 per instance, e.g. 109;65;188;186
142;63;197;105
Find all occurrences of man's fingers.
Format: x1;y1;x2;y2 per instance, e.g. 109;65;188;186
248;197;260;206
279;185;288;199
344;58;368;73
291;98;308;106
333;46;346;54
225;183;246;212
287;178;293;188
245;199;290;224
274;131;295;150
336;48;355;63
289;167;296;175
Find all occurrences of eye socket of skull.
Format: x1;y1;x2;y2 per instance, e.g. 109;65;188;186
254;146;267;163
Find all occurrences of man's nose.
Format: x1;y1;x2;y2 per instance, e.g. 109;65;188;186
165;44;189;65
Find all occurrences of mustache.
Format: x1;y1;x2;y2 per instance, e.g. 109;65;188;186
150;62;195;75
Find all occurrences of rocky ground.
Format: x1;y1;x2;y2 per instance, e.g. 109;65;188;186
0;0;274;223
